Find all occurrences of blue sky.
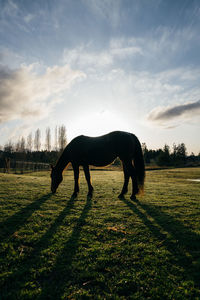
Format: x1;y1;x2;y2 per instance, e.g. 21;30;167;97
0;0;200;154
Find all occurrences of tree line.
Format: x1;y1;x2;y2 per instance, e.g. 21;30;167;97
0;126;200;167
142;143;200;167
0;125;67;164
5;125;67;152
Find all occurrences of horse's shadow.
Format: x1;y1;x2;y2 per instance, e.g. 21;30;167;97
0;193;52;242
1;194;92;299
39;194;92;299
2;195;74;293
120;197;200;288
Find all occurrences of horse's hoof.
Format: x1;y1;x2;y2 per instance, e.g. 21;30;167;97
71;192;78;199
130;195;137;201
87;192;93;199
118;194;125;199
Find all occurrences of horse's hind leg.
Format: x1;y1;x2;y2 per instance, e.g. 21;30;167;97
123;160;139;200
83;165;94;198
72;163;80;198
118;162;130;198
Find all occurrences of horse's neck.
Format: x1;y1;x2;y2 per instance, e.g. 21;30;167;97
55;148;70;173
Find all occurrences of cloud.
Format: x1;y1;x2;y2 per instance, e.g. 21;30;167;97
109;39;143;58
0;64;86;124
0;48;24;67
147;100;200;125
63;46;113;69
24;13;35;23
84;0;121;28
1;0;18;17
62;24;197;73
63;40;142;70
108;25;199;72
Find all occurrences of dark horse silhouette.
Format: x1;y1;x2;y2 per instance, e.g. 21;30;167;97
50;131;145;200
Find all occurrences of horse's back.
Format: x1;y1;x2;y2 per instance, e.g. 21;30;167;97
109;131;138;159
66;131;138;165
69;131;136;149
68;133;116;165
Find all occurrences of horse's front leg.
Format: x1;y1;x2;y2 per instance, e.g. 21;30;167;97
83;165;94;198
72;163;79;198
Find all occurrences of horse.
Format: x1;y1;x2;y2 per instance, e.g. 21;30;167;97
50;131;145;200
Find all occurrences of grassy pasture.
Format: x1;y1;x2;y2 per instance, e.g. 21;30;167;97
0;168;200;299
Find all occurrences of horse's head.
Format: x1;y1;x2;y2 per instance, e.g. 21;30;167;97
50;165;63;194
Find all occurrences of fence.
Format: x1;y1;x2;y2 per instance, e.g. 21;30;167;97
0;159;50;174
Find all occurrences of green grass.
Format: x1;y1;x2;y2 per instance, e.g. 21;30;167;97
0;168;200;299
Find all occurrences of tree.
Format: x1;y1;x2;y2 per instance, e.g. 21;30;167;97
34;129;41;151
178;143;187;158
45;127;51;152
58;125;67;151
20;137;26;152
156;144;171;166
172;143;187;166
4;141;14;154
15;137;26;152
54;126;58;151
15;139;21;152
142;143;150;164
27;133;33;152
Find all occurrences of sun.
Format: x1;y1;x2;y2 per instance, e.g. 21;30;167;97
67;110;131;140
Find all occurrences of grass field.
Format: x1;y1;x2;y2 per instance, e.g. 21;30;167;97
0;168;200;299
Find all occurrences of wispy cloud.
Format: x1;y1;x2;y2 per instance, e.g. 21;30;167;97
109;24;199;71
24;13;35;23
0;64;86;124
147;100;200;125
84;0;121;28
63;40;142;70
0;47;25;68
1;0;18;17
63;45;113;69
62;22;199;73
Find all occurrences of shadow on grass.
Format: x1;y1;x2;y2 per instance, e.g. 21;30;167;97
0;193;52;241
1;195;76;298
39;195;92;299
1;196;92;299
120;197;200;288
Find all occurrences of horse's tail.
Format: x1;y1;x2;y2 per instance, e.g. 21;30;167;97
133;135;145;194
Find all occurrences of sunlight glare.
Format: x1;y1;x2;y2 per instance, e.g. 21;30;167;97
68;110;131;141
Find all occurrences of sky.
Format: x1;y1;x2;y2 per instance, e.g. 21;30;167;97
0;0;200;154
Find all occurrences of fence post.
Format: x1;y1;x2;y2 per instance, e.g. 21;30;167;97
0;160;49;174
